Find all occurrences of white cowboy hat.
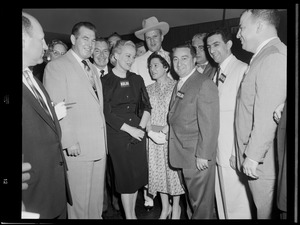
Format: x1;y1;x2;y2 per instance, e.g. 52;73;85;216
135;16;169;40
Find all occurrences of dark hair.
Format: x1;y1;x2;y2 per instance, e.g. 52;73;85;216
22;14;32;36
171;43;197;59
206;27;232;44
147;52;170;73
136;41;145;49
245;9;280;29
71;21;97;38
95;37;109;46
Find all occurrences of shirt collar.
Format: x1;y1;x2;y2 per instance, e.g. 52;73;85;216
219;53;233;73
179;68;196;83
71;49;88;68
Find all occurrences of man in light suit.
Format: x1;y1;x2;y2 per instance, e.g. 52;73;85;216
168;43;219;219
235;9;286;219
191;33;217;79
206;27;253;219
44;22;107;219
22;11;72;219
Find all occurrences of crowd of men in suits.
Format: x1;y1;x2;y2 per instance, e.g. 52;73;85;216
21;9;286;220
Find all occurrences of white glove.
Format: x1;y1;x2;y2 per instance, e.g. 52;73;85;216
148;130;166;145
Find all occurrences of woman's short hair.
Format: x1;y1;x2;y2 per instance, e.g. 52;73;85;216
110;40;136;67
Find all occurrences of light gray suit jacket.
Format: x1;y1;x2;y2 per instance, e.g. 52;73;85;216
168;69;219;169
43;49;107;161
217;54;247;167
235;37;286;178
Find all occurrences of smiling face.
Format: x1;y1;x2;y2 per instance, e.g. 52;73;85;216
93;40;110;68
172;47;196;78
236;10;260;53
145;29;163;53
49;43;67;61
115;44;136;72
207;33;232;64
71;26;96;60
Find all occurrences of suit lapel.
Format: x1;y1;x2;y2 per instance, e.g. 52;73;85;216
23;83;58;135
169;71;199;113
67;52;100;103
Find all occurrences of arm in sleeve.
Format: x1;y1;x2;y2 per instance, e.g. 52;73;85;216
43;61;78;149
245;53;286;162
195;79;220;160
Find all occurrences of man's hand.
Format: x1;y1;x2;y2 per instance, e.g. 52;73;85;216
229;155;236;170
242;157;259;179
196;158;208;171
22;162;31;190
273;102;285;124
66;143;81;157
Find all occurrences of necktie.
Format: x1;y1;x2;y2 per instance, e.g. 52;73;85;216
215;66;221;86
100;70;105;78
23;70;53;120
82;60;98;98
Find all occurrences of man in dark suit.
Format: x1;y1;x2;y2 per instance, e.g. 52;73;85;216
92;37;113;78
191;33;217;80
22;11;72;219
168;43;220;219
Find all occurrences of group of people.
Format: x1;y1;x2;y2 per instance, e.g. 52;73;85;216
22;9;286;220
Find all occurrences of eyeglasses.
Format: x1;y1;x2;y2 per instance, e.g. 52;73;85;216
50;49;66;56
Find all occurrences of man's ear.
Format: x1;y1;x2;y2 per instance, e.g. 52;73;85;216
70;34;76;45
226;40;233;50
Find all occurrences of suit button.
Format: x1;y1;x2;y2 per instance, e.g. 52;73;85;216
129;118;132;121
59;162;64;166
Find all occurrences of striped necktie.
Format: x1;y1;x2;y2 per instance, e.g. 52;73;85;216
215;66;221;86
23;70;53;120
82;60;98;98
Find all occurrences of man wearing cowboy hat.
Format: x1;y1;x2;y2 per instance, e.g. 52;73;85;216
131;16;173;211
131;16;173;87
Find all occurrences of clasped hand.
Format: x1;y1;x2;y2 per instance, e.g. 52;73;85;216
147;130;166;145
129;126;145;144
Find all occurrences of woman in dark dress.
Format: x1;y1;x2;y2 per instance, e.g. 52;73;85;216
102;40;151;219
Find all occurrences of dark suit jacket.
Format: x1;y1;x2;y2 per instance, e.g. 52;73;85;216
276;102;286;212
168;69;219;169
22;77;72;219
202;62;217;80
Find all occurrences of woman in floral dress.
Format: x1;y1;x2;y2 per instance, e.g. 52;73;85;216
146;52;185;219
